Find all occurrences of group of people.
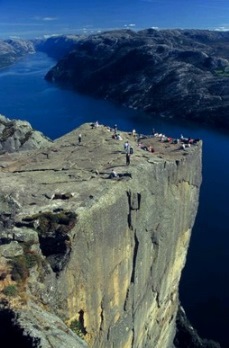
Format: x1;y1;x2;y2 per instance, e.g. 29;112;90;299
137;142;155;153
82;122;200;180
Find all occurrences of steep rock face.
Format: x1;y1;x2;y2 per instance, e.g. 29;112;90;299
0;39;35;68
0;123;202;347
44;29;229;129
0;114;52;153
33;35;83;60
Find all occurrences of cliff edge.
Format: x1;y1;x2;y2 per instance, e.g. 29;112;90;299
0;123;202;347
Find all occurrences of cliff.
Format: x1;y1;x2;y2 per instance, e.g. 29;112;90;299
0;123;202;347
33;35;82;60
44;29;229;130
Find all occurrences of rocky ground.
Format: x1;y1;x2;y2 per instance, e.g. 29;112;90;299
0;122;202;347
0;114;52;153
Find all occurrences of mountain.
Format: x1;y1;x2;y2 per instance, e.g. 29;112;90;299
33;35;82;60
0;39;35;68
44;29;229;130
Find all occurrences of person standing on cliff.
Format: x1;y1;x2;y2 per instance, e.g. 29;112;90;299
78;133;82;145
126;152;130;165
124;140;130;153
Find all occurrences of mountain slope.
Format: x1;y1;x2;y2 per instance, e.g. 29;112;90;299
44;29;229;129
0;39;35;68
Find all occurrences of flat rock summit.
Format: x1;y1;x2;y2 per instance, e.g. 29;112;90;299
0;121;204;347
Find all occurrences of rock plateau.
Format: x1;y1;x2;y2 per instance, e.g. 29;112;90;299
0;122;202;347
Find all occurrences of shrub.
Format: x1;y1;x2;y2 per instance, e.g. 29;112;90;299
69;320;85;338
9;256;29;282
23;242;41;269
2;285;18;297
24;252;40;269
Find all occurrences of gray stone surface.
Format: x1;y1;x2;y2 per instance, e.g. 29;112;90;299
0;114;52;153
0;123;202;348
15;302;88;348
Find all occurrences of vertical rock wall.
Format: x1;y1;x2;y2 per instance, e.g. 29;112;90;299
0;124;202;348
56;147;202;348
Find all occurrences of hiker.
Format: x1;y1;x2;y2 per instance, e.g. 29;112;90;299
124;141;130;153
126;152;130;166
182;143;190;150
109;169;118;179
78;133;82;144
116;134;122;140
148;145;154;153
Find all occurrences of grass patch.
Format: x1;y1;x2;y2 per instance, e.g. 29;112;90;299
2;284;18;297
9;256;29;282
214;69;229;77
22;211;77;235
69;320;85;338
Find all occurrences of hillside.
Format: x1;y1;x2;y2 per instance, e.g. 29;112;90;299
0;39;35;69
44;29;229;129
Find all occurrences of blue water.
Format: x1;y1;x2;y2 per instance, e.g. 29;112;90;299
1;52;229;347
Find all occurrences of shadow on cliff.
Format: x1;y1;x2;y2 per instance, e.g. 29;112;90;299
174;306;221;348
0;307;40;348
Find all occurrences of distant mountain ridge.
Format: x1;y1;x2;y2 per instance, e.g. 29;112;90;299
2;29;229;130
43;29;229;130
33;35;82;60
0;39;35;68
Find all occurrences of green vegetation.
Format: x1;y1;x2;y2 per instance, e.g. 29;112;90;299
9;255;29;282
23;211;77;235
24;252;40;269
214;69;229;77
9;243;41;282
23;241;42;269
69;320;85;338
2;284;18;297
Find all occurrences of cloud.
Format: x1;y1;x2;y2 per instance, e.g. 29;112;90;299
43;17;58;21
214;26;229;31
9;35;21;39
33;16;58;22
124;23;136;28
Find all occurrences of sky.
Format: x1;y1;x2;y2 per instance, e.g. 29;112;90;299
0;0;229;39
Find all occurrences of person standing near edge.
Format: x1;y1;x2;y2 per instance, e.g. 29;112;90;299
126;152;130;165
78;133;82;144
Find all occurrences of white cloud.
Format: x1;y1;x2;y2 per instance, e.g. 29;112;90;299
9;35;21;39
33;16;58;22
43;17;58;21
214;26;229;31
124;23;136;28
